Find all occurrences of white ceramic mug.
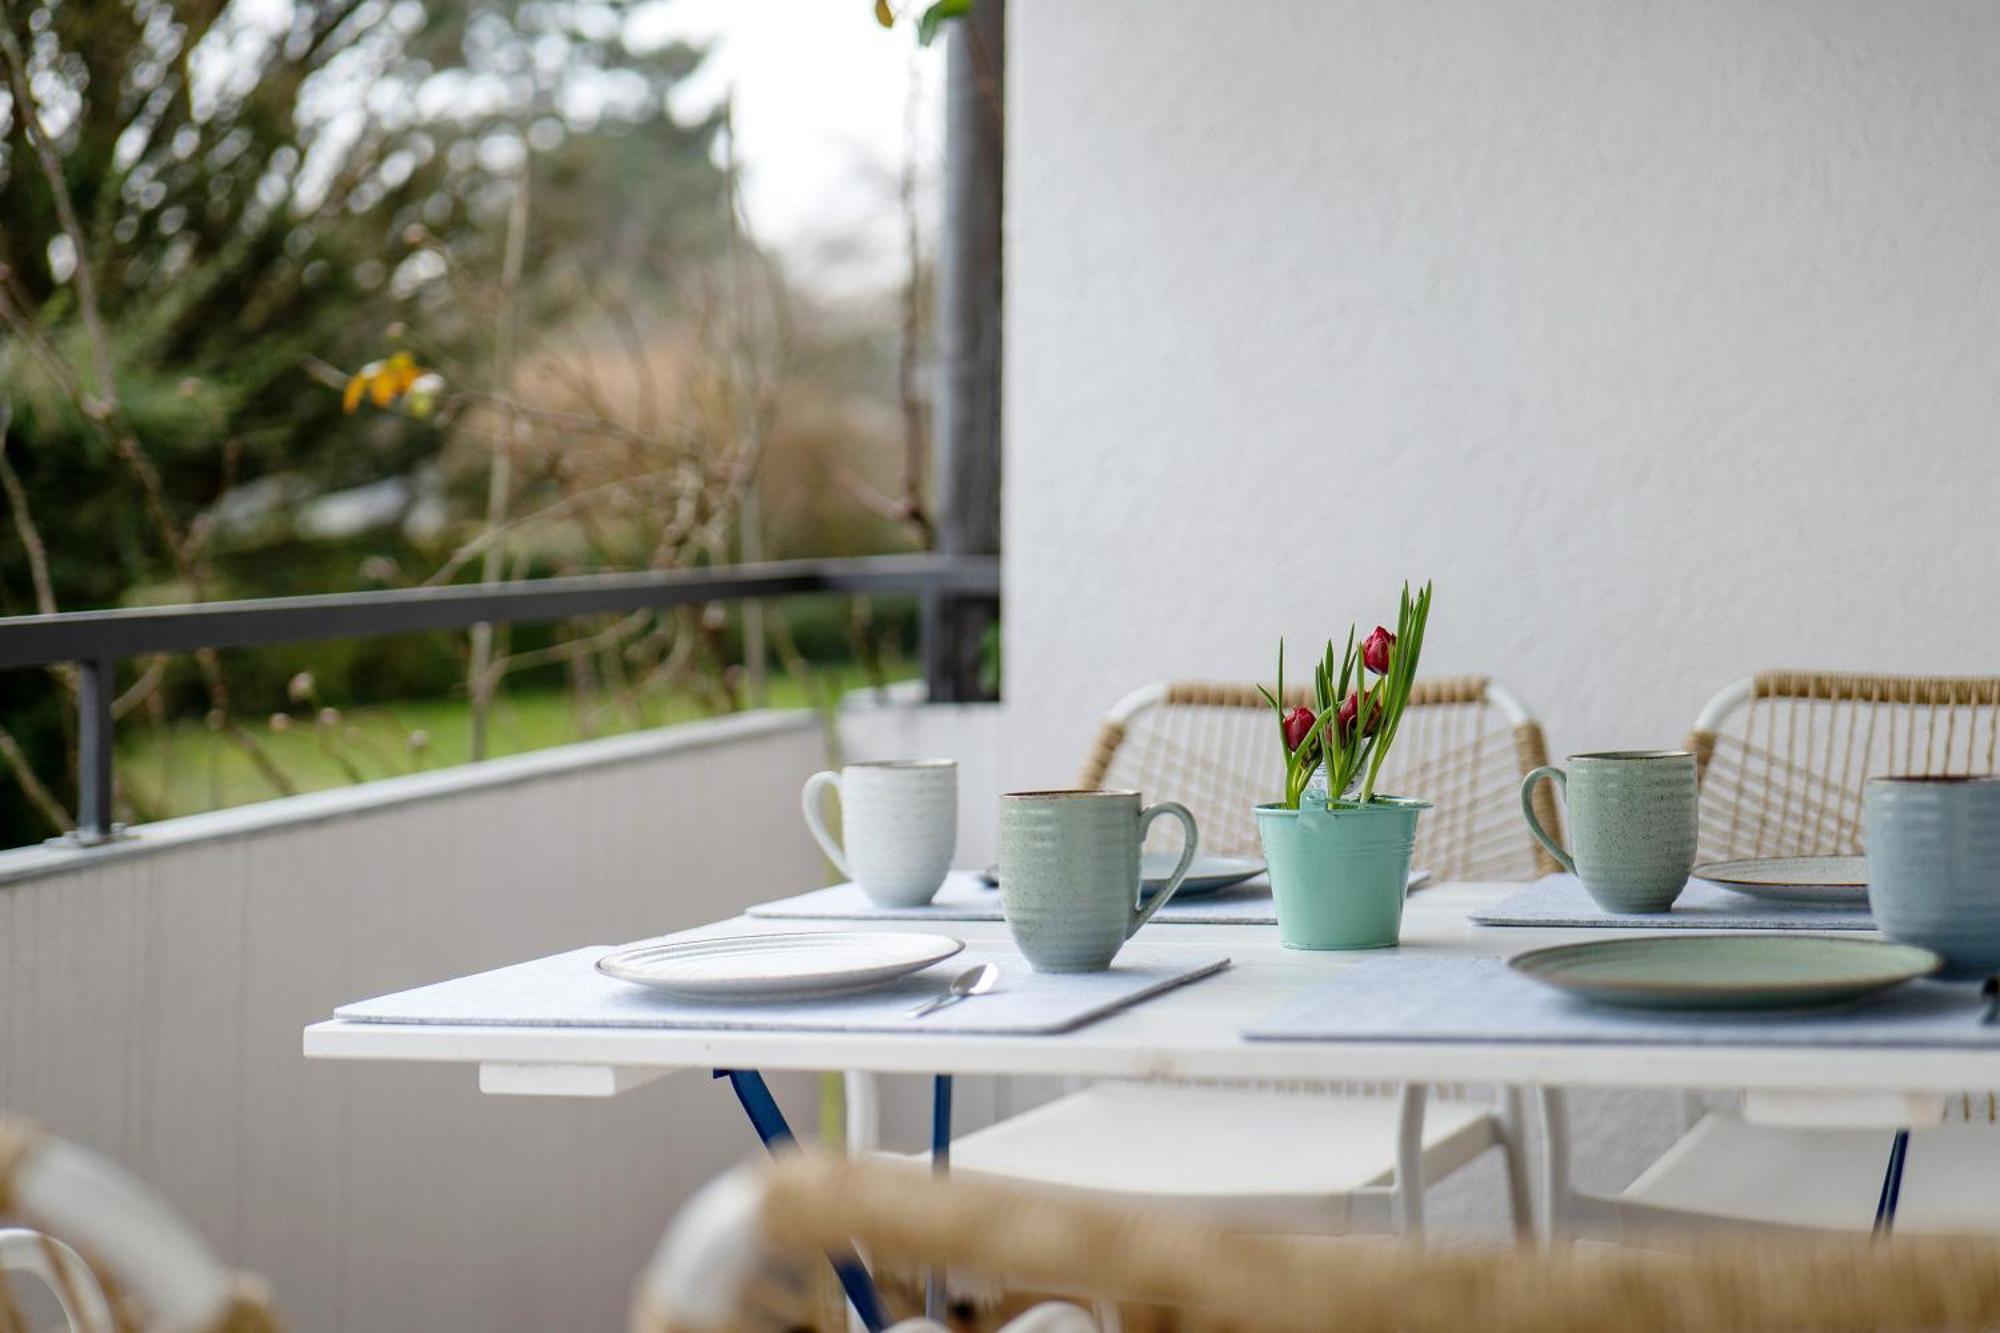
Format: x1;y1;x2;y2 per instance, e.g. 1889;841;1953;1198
801;760;958;907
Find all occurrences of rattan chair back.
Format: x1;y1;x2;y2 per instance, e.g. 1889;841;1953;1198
640;1152;2000;1333
1689;672;2000;861
1076;678;1561;880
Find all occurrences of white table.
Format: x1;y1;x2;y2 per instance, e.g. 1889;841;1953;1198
304;881;1996;1099
309;878;1984;1323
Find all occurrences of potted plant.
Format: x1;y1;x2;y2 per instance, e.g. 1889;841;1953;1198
1255;582;1433;950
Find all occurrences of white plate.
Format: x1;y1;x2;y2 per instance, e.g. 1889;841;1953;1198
595;931;965;1001
1692;856;1870;907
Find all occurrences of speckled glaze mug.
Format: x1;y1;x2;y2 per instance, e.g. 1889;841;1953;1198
998;790;1198;972
1521;750;1698;913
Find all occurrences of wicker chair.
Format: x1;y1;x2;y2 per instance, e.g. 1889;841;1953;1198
1688;671;2000;861
1542;672;2000;1241
1077;677;1562;880
637;1152;2000;1333
0;1117;278;1332
918;678;1554;1245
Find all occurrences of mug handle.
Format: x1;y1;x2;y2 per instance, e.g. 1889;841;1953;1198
1127;801;1199;938
1519;765;1576;874
800;770;853;878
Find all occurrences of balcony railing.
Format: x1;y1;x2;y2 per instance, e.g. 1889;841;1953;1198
0;553;1001;844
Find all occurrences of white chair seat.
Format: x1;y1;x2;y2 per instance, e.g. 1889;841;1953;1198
1620;1113;2000;1234
917;1082;1504;1233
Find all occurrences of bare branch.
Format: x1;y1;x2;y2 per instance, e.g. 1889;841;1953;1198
0;402;56;616
0;77;203;593
835;461;934;544
475;609;651;693
607;297;661;438
466;163;533;761
0;400;80;710
0;723;72;834
112;656;171;721
0;1;120;422
896;42;937;548
422;466;683;587
0;277;96;409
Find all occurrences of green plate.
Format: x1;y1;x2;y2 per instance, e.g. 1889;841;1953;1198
1508;935;1942;1011
1691;855;1869;907
976;853;1267;899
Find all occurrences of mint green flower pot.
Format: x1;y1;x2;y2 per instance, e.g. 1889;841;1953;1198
1255;797;1430;950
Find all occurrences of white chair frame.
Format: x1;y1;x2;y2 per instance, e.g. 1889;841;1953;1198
632;1164;1101;1333
0;1228;115;1333
1690;675;1756;738
0;1125;260;1331
1538;1087;1764;1242
1141;1079;1535;1239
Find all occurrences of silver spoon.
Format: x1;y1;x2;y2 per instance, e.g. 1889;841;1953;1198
908;962;999;1018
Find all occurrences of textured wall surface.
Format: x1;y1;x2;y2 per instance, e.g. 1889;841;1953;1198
1004;0;2000;786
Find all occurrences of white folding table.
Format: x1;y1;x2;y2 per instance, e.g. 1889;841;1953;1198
304;881;1999;1095
304;880;1985;1326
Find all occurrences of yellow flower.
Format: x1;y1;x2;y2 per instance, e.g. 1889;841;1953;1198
342;352;431;414
341;363;378;413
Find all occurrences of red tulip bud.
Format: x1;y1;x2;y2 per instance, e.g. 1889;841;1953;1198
1282;705;1317;752
1337;690;1382;740
1361;625;1396;675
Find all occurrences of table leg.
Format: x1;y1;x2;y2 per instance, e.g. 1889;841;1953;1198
1871;1128;1911;1238
715;1070;887;1332
845;1071;883;1154
927;1074;953;1321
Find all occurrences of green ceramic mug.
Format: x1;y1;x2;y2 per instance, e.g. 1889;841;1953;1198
998;789;1198;972
1520;750;1698;913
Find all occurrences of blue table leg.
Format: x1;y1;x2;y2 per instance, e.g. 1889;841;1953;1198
926;1075;954;1321
715;1070;887;1331
932;1074;955;1166
1872;1128;1911;1238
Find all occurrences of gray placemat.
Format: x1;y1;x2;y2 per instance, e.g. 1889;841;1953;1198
1246;956;1993;1047
337;942;1229;1035
748;869;1430;926
1471;873;1874;931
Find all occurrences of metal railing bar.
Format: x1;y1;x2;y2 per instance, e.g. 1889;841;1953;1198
0;554;998;669
75;657;114;839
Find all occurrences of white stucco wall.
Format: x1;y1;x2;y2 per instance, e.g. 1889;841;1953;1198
1004;0;2000;784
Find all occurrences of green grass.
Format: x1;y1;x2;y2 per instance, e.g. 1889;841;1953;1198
118;664;910;821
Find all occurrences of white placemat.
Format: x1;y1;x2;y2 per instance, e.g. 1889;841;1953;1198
1471;873;1874;931
747;869;1430;926
337;941;1230;1035
1246;956;1993;1047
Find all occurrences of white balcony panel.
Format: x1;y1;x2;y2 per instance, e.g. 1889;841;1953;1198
0;707;843;1332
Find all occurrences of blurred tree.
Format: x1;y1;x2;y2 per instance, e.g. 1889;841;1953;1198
0;0;729;842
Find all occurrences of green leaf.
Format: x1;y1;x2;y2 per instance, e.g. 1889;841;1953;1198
917;0;972;45
874;0;895;28
1360;579;1432;803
